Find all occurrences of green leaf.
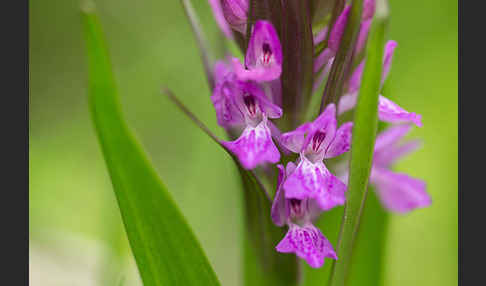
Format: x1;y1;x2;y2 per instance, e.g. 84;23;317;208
81;4;221;286
327;6;387;286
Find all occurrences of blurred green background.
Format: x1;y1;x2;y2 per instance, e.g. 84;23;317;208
29;0;457;285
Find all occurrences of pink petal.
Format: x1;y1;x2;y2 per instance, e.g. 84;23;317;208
355;20;372;54
280;123;312;153
276;223;337;268
374;124;412;153
337;92;357;115
271;164;289;227
313;26;329;45
283;157;346;211
211;62;245;128
371;168;431;213
325;122;353;159
314;48;334;73
378;96;423;127
221;0;248;34
241;20;283;82
362;0;376;20
381;40;398;87
222;118;280;169
328;6;351;52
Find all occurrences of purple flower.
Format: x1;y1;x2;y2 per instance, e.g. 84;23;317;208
279;104;352;210
370;125;432;213
219;79;282;169
221;0;248;34
232;20;283;82
271;164;337;268
338;40;423;127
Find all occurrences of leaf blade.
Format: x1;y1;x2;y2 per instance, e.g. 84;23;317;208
327;10;387;286
81;6;221;286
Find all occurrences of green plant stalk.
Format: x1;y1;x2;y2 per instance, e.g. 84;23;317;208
346;190;389;286
81;5;220;285
327;15;386;286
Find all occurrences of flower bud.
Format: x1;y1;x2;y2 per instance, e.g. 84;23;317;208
221;0;248;34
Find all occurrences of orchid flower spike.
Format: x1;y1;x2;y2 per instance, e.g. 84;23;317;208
339;40;423;127
271;164;337;268
279;104;353;210
232;20;283;82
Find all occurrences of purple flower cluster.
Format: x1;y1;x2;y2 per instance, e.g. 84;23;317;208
208;0;431;268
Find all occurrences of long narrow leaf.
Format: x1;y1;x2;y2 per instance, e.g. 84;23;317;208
327;3;388;286
81;5;220;286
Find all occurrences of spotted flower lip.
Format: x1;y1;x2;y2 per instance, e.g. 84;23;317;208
232;20;283;82
271;164;337;268
221;0;248;34
222;116;280;169
276;222;337;268
278;104;352;210
338;40;423;127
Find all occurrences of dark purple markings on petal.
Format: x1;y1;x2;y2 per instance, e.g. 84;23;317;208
283;157;346;211
275;223;337;268
262;42;272;65
221;118;280;169
311;131;327;153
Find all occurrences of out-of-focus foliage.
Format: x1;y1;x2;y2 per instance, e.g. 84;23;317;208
29;0;457;285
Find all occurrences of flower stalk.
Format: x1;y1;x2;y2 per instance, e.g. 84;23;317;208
175;0;431;285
